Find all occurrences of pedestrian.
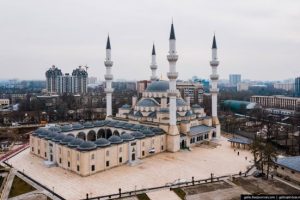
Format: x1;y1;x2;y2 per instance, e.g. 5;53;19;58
245;156;247;160
237;151;239;156
234;148;236;152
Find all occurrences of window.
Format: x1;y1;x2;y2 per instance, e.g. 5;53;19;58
119;157;122;163
44;152;47;157
91;165;95;171
161;145;164;150
106;161;110;167
281;167;284;170
77;165;80;171
142;151;145;156
91;154;95;160
119;147;122;153
68;162;70;167
106;150;109;156
38;149;40;154
59;158;62;164
291;171;295;174
31;147;34;152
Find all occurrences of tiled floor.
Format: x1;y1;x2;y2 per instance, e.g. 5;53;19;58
7;137;252;200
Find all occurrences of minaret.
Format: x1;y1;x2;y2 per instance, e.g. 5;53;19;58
166;22;180;152
210;34;221;138
104;35;114;117
150;44;158;81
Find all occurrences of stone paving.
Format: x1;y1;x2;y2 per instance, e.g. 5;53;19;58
147;189;181;200
7;137;252;200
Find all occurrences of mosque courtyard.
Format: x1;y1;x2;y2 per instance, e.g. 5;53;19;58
7;136;252;200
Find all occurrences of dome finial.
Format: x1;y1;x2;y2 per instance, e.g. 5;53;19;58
212;33;217;49
106;34;111;49
152;43;156;55
169;21;176;40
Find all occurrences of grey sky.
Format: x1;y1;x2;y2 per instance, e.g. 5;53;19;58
0;0;299;81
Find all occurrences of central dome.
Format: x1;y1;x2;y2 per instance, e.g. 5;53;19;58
146;81;169;92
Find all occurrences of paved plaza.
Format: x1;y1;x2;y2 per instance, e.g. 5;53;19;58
7;137;252;200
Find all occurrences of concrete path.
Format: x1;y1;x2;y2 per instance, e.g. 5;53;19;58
147;189;181;200
1;168;16;200
274;176;300;191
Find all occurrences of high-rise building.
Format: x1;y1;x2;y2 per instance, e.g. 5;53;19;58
295;77;300;97
45;65;88;95
229;74;241;86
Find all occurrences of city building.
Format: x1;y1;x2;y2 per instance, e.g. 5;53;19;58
0;99;10;108
30;23;221;176
229;74;241;86
137;80;151;97
295;77;300;97
273;82;294;91
88;77;98;84
274;156;300;183
177;81;204;104
250;95;300;111
237;83;249;91
46;65;88;95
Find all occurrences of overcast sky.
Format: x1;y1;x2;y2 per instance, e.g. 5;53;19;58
0;0;299;81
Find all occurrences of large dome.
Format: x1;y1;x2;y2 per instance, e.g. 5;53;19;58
146;81;169;92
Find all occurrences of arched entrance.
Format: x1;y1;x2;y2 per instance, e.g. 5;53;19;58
106;129;112;139
77;132;86;141
67;133;75;137
113;130;120;136
87;130;96;141
212;131;216;138
97;129;105;139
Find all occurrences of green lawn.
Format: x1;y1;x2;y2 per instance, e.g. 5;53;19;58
8;176;36;198
137;193;151;200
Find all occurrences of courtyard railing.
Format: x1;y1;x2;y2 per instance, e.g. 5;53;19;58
83;171;250;200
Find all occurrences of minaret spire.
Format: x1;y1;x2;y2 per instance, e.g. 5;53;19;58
150;43;158;81
104;35;114;117
210;33;221;138
166;21;180;152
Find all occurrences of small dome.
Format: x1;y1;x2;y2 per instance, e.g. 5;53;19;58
137;98;159;107
52;133;66;142
37;129;51;138
185;110;193;117
121;104;131;109
115;122;126;128
134;111;143;117
72;123;84;130
146;80;169;92
45;132;58;140
59;135;76;145
95;138;111;147
68;138;84;148
94;120;104;127
120;133;135;141
131;124;143;131
61;124;73;132
33;128;45;136
48;126;62;133
152;127;165;135
77;141;97;151
124;123;134;129
108;135;123;144
107;120;118;127
142;129;155;137
83;122;94;128
131;131;146;139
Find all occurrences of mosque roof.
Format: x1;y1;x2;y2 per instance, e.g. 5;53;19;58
185;110;193;117
142;129;155;137
121;104;131;109
94;120;104;127
189;125;214;136
131;131;146;139
212;34;217;49
148;111;157;118
134;111;143;117
52;133;66;142
72;123;84;130
108;135;123;144
45;132;58;140
176;98;188;106
59;135;76;145
48;126;62;133
61;124;73;132
83;122;94;128
106;35;111;49
77;141;97;151
275;156;300;173
120;133;135;141
95;138;111;147
152;44;156;55
170;23;176;40
146;81;169;92
137;98;159;107
68;138;84;148
151;127;165;135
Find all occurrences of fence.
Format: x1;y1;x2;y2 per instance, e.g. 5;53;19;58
83;171;250;200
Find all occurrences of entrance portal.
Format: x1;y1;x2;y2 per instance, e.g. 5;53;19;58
131;153;135;161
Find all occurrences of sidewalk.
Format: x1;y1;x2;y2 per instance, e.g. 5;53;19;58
147;189;181;200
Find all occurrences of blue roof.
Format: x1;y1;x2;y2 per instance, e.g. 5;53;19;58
108;135;123;144
121;104;131;109
189;125;214;136
95;138;111;147
228;137;252;145
77;141;97;151
137;98;159;107
134;111;143;117
176;98;187;106
275;156;300;172
146;81;169;92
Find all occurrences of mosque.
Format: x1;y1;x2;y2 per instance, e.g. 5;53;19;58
29;23;221;176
